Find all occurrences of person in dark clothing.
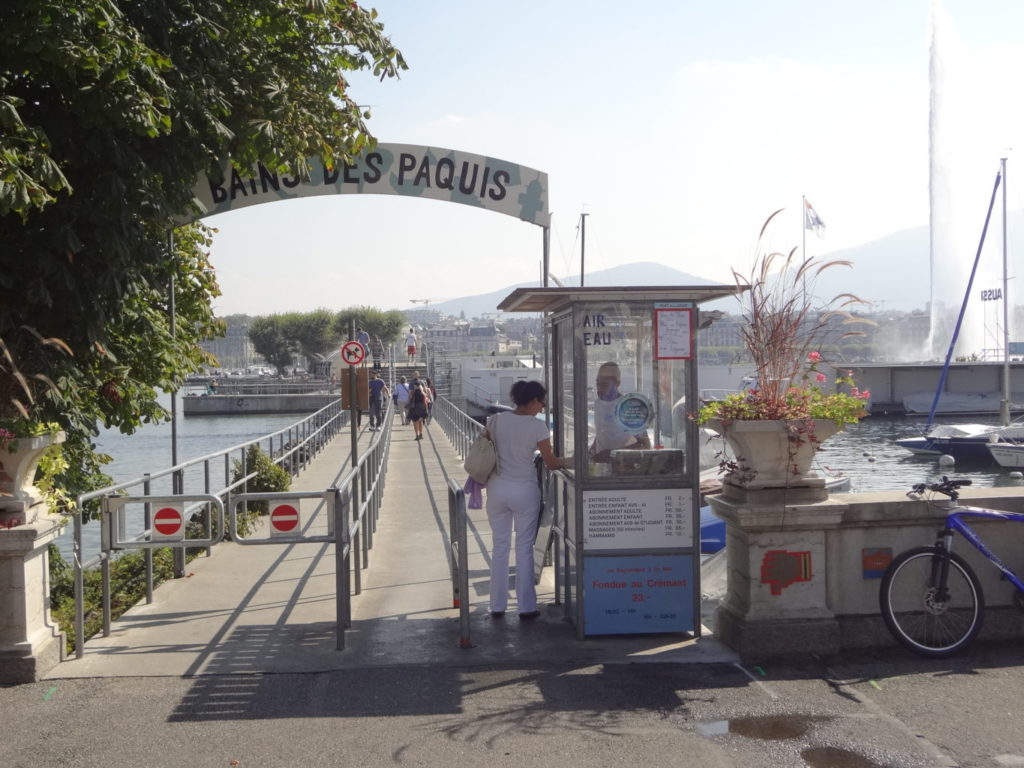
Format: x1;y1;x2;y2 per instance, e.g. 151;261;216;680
408;386;429;440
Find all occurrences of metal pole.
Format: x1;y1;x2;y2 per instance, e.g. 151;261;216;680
801;196;808;298
579;212;587;287
333;487;346;650
348;320;359;469
1001;157;1011;426
73;513;84;658
169;229;185;579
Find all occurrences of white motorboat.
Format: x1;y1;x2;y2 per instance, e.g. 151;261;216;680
987;441;1024;469
895;422;1012;458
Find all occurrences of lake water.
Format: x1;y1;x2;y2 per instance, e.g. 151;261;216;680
813;414;1024;493
56;392;310;559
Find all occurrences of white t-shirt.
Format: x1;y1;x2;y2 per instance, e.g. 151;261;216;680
593;397;641;452
405;332;417;347
491;412;551;484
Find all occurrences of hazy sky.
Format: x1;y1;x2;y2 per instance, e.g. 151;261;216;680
204;0;1024;317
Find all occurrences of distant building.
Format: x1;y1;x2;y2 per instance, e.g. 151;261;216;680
467;321;506;355
200;317;259;371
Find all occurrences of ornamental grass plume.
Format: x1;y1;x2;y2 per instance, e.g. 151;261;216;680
698;209;874;428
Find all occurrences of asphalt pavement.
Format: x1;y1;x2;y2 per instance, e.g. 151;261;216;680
3;416;1024;767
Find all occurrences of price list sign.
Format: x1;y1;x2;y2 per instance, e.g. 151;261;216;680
583;489;693;550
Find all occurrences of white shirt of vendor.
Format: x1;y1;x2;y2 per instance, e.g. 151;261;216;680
593;396;643;453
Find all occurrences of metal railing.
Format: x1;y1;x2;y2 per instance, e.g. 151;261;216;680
433;395;485;457
69;398;372;657
446;479;471;648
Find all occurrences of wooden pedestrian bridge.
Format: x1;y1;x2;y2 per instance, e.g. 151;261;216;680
52;399;732;679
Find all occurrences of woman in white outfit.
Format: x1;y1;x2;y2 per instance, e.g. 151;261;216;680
486;380;567;620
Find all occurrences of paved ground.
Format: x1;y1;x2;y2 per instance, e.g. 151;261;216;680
3;415;1024;767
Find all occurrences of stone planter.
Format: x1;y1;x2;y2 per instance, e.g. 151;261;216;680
0;431;66;526
705;418;838;491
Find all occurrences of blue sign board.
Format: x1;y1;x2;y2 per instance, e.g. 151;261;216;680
583;554;694;634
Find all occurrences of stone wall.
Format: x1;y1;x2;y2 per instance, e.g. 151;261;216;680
710;486;1024;658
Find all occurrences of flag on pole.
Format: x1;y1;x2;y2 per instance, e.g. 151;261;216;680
804;198;826;237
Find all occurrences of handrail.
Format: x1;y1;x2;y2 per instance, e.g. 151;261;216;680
71;399;360;657
446;478;471;649
433;395;485;460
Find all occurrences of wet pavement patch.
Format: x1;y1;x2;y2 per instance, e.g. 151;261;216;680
801;746;894;768
695;715;899;768
696;714;833;740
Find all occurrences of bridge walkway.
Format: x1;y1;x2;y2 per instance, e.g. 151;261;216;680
47;420;733;679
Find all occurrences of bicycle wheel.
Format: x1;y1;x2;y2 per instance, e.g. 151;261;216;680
879;546;984;658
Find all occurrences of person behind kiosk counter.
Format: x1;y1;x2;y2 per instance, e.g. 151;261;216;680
486;380;568;620
589;361;652;462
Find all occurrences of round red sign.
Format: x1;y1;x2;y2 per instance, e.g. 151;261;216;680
270;504;300;532
340;341;365;365
154;507;183;536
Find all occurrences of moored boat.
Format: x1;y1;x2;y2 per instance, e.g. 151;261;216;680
987;441;1024;469
896;422;1024;460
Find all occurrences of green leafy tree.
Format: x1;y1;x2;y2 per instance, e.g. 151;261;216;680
335;307;407;345
0;0;405;502
248;316;296;377
283;309;339;368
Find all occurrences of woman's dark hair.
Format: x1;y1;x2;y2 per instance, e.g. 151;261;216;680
510;379;546;406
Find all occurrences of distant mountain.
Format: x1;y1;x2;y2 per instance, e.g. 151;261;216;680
430;214;1024;320
429;262;717;319
812;226;928;312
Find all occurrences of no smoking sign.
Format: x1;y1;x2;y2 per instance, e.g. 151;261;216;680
340;341;365;366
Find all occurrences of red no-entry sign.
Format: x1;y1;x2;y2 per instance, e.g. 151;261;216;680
153;505;184;540
270;503;300;536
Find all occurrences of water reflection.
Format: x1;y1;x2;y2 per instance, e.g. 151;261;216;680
816;415;1024;493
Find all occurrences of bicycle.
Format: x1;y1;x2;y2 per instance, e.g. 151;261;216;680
879;476;1024;657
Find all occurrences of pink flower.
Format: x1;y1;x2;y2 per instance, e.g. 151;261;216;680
815;373;827;383
807;351;822;362
859;389;871;400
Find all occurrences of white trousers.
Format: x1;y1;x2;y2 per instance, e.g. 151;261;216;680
485;479;541;613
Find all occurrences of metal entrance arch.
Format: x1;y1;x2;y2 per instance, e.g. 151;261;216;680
185;142;553;282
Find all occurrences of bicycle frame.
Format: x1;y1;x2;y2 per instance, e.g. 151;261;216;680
943;503;1024;593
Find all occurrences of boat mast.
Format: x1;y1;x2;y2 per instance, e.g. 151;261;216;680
579;210;588;287
1001;156;1011;426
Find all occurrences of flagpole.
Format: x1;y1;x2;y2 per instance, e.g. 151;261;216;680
802;195;807;261
801;195;808;297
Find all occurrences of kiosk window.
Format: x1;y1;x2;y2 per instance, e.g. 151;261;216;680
580;302;690;478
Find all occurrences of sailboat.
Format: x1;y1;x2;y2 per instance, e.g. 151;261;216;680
895;157;1024;461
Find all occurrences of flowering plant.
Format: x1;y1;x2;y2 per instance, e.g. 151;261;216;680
697;352;870;429
697;209;873;431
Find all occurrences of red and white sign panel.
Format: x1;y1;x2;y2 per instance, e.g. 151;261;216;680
270;502;301;537
340;341;365;366
152;505;184;541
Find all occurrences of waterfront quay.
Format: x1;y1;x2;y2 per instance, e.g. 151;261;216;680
3;420;1024;767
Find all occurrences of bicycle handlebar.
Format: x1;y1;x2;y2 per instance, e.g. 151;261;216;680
907;475;972;500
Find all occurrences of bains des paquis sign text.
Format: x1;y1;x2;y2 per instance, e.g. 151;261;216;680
190;143;550;227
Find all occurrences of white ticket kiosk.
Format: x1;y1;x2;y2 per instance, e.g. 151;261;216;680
498;286;739;638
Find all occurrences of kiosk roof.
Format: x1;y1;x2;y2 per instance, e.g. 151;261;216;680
496;285;744;313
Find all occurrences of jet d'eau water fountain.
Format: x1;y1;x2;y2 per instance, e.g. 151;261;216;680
927;0;1019;363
